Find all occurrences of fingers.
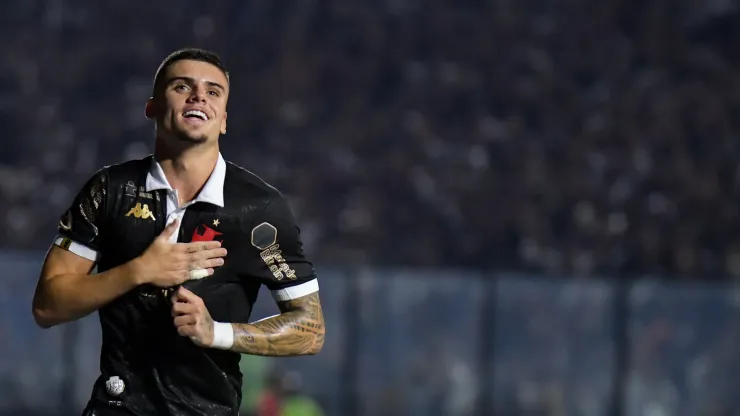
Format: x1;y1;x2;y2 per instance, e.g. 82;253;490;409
183;241;222;253
189;258;223;271
177;325;195;337
188;247;228;261
171;300;196;315
174;286;201;303
174;314;196;327
170;289;211;345
146;226;225;288
185;248;226;272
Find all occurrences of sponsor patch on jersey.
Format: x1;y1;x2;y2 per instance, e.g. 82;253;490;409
259;244;297;280
124;181;137;197
251;222;277;250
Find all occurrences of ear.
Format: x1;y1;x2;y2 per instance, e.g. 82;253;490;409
220;112;228;135
145;97;157;119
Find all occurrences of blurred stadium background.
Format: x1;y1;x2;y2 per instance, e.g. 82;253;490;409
4;0;740;415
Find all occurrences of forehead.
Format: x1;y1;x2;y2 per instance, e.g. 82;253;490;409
164;60;229;89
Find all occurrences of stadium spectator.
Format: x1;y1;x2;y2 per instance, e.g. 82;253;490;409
1;0;739;279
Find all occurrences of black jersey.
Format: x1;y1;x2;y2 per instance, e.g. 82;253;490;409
54;154;319;416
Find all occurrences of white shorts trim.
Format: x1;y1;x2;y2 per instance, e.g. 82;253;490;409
271;279;319;301
54;235;100;262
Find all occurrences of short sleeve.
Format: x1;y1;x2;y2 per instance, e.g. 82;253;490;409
248;195;318;302
53;169;109;262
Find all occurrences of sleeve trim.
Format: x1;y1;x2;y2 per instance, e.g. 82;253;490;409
54;235;100;262
271;279;319;301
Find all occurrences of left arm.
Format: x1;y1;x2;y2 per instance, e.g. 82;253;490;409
230;291;324;356
172;193;325;356
171;287;324;356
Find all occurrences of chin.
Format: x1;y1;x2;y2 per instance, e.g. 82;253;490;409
175;131;209;143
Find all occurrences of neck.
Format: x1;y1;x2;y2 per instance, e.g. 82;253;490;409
154;137;219;203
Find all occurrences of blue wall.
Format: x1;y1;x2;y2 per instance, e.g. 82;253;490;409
3;252;739;415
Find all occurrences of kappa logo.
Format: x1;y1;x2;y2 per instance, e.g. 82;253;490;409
192;224;223;243
125;203;155;221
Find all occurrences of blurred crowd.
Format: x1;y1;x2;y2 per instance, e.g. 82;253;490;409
6;3;740;416
2;0;740;278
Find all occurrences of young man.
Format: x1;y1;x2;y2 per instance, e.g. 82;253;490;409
32;48;325;416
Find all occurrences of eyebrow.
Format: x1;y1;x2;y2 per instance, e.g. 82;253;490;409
166;76;226;91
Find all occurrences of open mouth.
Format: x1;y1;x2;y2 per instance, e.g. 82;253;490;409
183;109;209;121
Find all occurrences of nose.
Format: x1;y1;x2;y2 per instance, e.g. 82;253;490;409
187;86;207;103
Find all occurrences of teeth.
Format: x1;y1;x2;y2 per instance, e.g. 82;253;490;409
184;110;208;120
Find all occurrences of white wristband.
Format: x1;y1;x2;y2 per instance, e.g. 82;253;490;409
210;322;234;350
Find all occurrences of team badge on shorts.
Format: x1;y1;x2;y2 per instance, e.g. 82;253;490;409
105;376;125;397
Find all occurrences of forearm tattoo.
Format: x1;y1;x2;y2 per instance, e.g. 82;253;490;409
230;292;325;356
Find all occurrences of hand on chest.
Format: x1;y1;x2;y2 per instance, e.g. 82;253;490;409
175;209;255;305
113;193;265;294
181;214;225;244
175;207;237;260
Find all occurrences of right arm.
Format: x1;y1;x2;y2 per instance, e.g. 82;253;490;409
33;222;226;329
32;170;226;328
33;170;115;328
33;245;141;328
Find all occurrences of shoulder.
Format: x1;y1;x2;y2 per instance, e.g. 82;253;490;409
83;156;151;186
223;160;284;202
222;161;303;236
100;156;152;181
76;156;151;192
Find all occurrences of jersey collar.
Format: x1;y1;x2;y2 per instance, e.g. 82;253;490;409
145;153;226;207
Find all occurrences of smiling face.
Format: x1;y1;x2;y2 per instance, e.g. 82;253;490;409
146;59;229;146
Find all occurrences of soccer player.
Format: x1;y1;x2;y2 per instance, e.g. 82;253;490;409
31;48;325;416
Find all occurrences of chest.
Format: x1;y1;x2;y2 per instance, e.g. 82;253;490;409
101;185;255;285
105;187;261;323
